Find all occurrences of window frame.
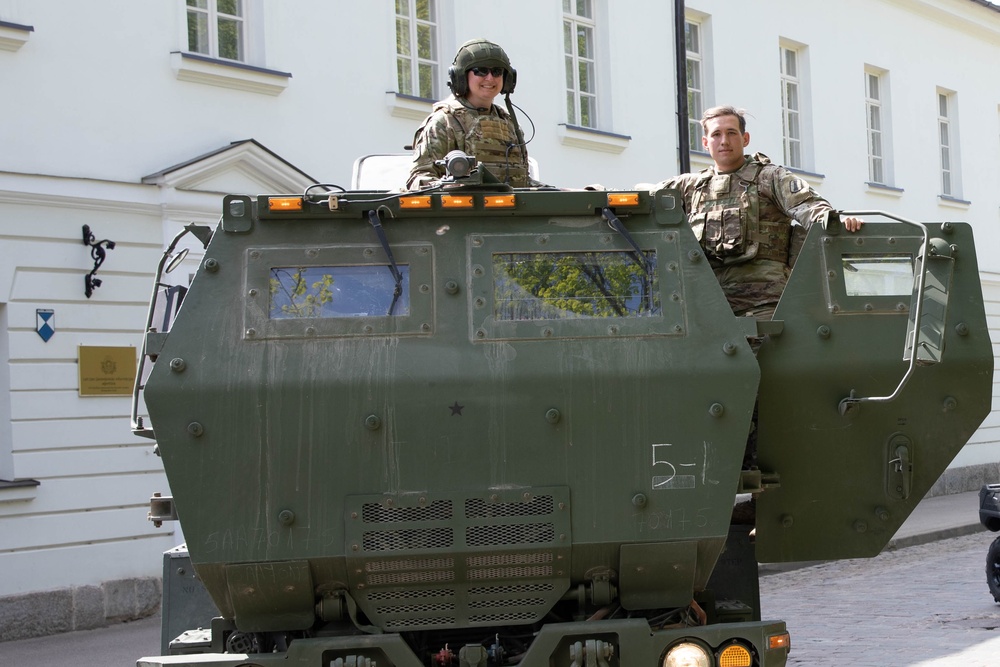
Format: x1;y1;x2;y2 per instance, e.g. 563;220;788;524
685;18;706;153
186;0;247;63
779;44;803;169
563;0;599;129
937;89;961;199
864;66;894;187
395;0;440;101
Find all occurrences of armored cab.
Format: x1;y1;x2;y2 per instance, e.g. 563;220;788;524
134;173;992;667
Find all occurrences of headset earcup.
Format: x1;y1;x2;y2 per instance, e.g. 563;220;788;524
448;65;467;96
503;68;517;95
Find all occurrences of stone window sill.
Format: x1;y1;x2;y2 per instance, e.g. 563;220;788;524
170;51;291;96
0;19;33;52
866;182;904;198
557;124;631;154
938;194;971;210
386;92;434;121
0;478;39;504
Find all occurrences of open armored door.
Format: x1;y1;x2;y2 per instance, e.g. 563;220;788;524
754;215;993;562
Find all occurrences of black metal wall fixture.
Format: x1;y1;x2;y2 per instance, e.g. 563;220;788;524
82;224;116;298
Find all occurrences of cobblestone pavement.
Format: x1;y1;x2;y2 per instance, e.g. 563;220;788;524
760;531;1000;666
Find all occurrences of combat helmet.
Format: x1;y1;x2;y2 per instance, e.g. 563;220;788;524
448;38;516;96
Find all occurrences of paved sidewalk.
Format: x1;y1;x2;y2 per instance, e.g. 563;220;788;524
889;489;985;548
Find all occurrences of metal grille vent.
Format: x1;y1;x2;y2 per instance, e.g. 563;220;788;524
362;527;453;551
346;488;570;632
466;495;554;518
466;523;555;547
363;499;453;523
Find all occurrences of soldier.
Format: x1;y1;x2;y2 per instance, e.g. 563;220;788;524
657;105;863;319
406;39;532;190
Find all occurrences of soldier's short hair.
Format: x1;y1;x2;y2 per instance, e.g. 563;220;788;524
701;105;748;134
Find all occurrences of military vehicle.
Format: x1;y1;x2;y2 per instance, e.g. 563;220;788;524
133;155;993;667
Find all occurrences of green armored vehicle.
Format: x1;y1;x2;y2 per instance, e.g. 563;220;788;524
134;157;993;667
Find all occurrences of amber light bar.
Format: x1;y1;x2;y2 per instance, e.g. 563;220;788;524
607;192;640;207
484;194;516;208
399;196;432;209
268;197;303;211
441;195;474;208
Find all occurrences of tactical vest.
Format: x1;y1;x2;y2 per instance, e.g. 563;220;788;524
438;101;529;187
688;153;791;266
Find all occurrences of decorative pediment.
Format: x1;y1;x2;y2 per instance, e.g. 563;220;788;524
142;139;316;194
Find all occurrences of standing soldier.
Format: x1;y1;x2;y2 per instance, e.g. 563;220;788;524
657;105;863;319
407;39;532;190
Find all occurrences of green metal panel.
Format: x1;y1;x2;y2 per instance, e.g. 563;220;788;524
755;221;993;562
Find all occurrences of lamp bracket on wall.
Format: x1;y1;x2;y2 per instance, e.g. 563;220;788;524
83;225;116;299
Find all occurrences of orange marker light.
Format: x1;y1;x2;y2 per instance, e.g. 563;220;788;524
268;197;303;211
441;195;474;208
768;633;790;650
484;194;516;208
607;192;640;207
399;196;432;209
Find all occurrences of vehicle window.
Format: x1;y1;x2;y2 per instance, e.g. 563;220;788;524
493;251;660;321
841;254;913;297
269;265;410;319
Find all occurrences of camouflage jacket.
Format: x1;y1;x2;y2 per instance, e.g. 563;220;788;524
406;95;529;190
656;153;835;316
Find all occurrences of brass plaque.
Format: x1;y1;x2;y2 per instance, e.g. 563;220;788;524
78;346;136;396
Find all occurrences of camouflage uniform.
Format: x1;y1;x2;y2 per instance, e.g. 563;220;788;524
658;152;833;317
406;95;529;190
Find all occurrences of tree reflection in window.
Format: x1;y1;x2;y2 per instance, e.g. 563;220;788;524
269;265;410;319
494;251;660;320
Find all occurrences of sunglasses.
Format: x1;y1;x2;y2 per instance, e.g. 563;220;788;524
469;67;505;78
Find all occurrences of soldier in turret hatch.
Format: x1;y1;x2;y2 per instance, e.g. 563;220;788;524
655;105;864;320
407;39;534;190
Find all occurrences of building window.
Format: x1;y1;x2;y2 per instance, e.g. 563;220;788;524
864;68;895;186
938;90;957;197
685;19;705;152
779;45;802;169
187;0;245;62
395;0;438;99
563;0;597;128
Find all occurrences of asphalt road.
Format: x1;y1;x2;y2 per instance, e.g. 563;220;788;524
1;531;998;666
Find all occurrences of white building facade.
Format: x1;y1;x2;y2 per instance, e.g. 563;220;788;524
0;0;997;640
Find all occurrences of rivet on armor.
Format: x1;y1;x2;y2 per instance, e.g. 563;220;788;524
444;280;459;295
854;520;868;533
816;325;831;339
305;326;316;336
875;507;890;521
632;493;648;508
169;358;186;372
419;283;430;293
187;422;204;437
545;408;561;424
687;249;701;262
955;322;969;336
942;396;957;412
708;403;724;418
248;288;257;297
364;415;381;431
781;514;793;528
722;342;737;355
278;510;295;526
204;258;219;272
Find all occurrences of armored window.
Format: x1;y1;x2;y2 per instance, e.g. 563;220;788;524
779;45;802;169
685;19;705;153
493;251;660;321
563;0;598;129
395;0;438;99
187;0;245;62
269;266;411;319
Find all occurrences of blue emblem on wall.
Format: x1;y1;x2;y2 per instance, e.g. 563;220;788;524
36;309;55;342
